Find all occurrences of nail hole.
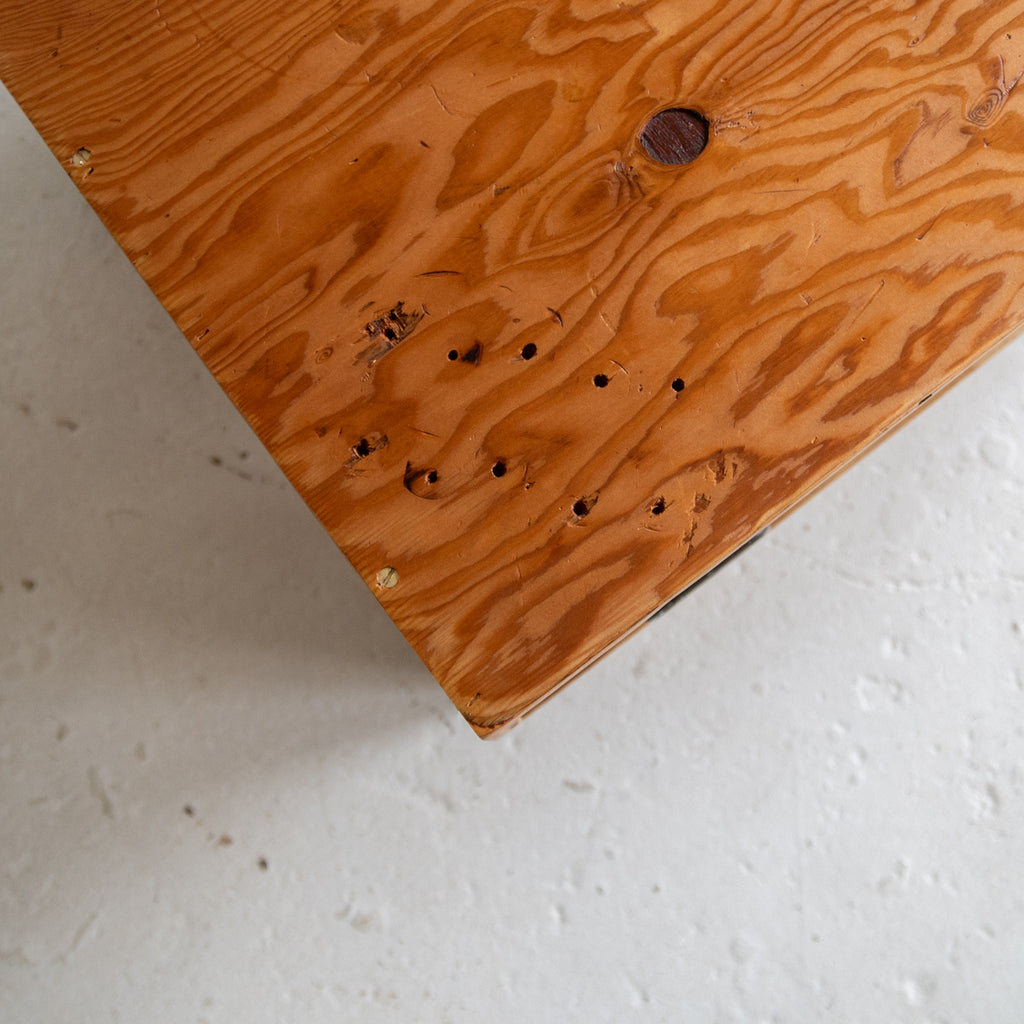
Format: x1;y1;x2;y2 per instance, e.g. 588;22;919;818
376;567;399;589
652;497;666;515
640;108;709;166
572;495;598;518
404;462;440;498
447;349;459;361
593;373;609;388
521;343;537;360
672;378;685;393
354;438;372;458
491;460;507;478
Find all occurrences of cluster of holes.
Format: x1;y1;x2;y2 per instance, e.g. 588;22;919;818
442;338;685;397
366;333;691;508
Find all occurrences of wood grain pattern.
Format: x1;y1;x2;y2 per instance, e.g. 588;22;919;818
4;0;1024;733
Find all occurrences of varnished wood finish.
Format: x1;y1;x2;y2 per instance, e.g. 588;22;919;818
4;1;1024;733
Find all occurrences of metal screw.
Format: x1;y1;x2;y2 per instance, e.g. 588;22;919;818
376;566;399;589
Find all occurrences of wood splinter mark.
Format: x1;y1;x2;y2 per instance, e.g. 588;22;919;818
707;453;729;483
547;307;564;326
346;434;388;466
357;301;425;364
430;84;452;115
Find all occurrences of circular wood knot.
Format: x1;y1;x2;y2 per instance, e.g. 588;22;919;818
639;109;709;166
967;88;1005;127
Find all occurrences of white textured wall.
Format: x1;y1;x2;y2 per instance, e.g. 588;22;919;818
2;83;1023;1024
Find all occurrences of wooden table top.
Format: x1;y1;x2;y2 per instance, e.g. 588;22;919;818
3;0;1024;733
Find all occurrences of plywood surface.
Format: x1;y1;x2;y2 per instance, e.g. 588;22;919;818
3;0;1024;733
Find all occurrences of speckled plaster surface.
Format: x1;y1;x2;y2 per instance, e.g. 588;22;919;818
1;83;1023;1024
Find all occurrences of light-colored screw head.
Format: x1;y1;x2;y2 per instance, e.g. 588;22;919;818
376;566;399;589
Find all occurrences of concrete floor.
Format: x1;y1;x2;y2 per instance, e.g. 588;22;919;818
2;83;1023;1023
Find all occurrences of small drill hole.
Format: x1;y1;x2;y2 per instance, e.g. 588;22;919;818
521;343;537;360
426;470;438;484
672;378;685;393
354;438;371;458
491;461;507;478
447;349;459;361
652;497;666;515
593;373;609;388
573;499;590;517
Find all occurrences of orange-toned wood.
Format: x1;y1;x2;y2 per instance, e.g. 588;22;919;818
3;0;1024;734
